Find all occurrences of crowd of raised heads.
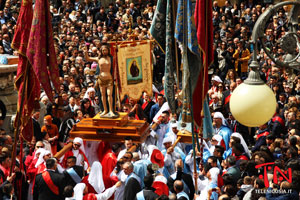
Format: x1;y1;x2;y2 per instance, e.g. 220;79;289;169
0;0;300;200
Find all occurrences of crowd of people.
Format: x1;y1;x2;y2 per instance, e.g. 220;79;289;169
0;0;300;199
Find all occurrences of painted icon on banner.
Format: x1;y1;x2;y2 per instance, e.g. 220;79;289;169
126;56;143;84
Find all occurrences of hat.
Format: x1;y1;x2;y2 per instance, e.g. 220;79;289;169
73;137;86;154
73;137;83;145
162;137;172;144
212;75;223;83
152;175;169;196
44;115;52;123
171;122;178;128
150;148;164;168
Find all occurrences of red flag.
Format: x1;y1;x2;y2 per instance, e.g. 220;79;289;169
193;0;214;126
11;0;40;142
26;0;60;101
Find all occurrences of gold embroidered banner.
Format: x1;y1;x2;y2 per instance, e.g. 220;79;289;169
117;41;152;100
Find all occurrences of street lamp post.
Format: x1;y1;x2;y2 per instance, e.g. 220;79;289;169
230;1;300;127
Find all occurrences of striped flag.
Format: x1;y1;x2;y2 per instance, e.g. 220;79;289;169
193;0;214;127
26;0;60;102
11;0;40;142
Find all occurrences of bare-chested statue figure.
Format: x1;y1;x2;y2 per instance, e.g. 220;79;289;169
83;45;118;118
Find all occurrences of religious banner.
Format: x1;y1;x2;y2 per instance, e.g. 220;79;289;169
117;41;152;100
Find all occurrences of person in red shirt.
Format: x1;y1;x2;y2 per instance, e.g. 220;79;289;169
232;143;249;162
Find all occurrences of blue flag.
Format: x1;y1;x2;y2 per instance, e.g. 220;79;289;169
150;0;176;114
203;98;214;139
175;0;201;95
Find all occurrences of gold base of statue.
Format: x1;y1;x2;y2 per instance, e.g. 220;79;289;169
93;112;127;126
70;112;150;143
176;129;195;143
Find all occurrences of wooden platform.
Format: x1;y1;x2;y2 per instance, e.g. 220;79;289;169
70;113;150;143
177;129;197;144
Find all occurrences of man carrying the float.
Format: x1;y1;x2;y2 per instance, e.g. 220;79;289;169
60;137;89;170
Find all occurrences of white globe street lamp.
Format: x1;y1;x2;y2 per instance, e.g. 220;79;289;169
230;61;276;127
229;1;300;127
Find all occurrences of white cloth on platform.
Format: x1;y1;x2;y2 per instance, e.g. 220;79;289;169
84;141;100;164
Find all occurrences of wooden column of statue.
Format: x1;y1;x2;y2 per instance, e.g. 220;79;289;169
70;44;150;143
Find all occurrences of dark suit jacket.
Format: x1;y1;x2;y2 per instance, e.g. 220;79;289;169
167;171;195;200
222;90;231;117
134;188;159;200
226;166;241;184
33;118;42;141
63;165;84;187
123;177;141;200
33;170;65;200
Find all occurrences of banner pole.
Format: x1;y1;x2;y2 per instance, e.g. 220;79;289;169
172;0;180;96
10;60;29;176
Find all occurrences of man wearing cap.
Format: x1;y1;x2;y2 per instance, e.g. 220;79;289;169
61;137;89;170
161;137;186;178
213;112;232;150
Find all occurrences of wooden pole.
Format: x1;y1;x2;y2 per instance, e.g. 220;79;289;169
193;157;198;193
54;142;73;159
10;61;29;176
172;136;182;148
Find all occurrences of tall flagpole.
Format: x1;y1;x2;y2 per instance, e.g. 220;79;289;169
171;0;180;95
10;60;29;176
180;0;200;193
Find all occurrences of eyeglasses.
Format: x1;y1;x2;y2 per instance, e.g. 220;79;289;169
36;146;44;148
74;144;81;147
